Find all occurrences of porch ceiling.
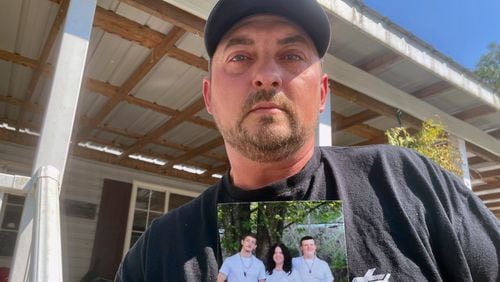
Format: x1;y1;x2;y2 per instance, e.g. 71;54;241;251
0;0;499;218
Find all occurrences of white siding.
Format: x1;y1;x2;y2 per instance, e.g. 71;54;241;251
0;141;207;281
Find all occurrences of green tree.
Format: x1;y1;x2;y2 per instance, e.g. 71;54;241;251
474;42;500;93
385;119;462;177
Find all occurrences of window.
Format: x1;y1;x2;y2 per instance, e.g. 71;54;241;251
122;182;199;255
0;194;25;257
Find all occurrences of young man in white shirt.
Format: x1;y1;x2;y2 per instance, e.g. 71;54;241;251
218;233;266;282
292;236;334;282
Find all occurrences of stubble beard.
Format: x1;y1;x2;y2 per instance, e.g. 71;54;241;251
217;89;314;162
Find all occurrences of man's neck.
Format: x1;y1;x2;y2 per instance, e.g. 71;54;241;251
239;250;252;258
303;254;315;260
227;141;315;189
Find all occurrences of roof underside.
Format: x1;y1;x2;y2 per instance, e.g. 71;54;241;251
0;0;499;218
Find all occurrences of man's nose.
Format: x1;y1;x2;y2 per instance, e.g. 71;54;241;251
252;59;282;89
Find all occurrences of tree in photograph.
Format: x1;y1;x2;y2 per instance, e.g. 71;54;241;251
474;42;500;93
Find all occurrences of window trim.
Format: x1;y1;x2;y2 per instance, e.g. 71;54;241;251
122;181;199;257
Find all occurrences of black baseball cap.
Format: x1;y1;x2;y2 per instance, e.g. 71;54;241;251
204;0;331;58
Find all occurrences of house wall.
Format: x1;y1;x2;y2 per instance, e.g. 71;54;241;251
0;141;208;281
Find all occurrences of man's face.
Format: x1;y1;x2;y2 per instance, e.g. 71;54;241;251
203;15;328;162
300;239;316;257
240;236;257;253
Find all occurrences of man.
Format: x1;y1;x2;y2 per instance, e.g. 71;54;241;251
115;0;500;281
292;236;333;282
217;234;266;282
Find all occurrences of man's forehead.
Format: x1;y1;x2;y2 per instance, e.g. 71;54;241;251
217;14;314;49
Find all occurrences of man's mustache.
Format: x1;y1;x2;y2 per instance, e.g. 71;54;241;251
241;90;293;117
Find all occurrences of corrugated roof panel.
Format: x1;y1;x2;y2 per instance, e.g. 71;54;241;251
365;115;398;131
424;89;478;114
331;94;365;116
132;56;196;104
378;60;438;91
7;65;33;102
78;88;109;117
332;130;364;145
161;122;218;148
176;33;207;58
469;113;500;131
0;0;22;52
105;102;169;135
86;31;150;84
15;0;56;59
155;66;206;110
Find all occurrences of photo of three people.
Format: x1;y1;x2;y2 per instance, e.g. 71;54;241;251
217;201;347;282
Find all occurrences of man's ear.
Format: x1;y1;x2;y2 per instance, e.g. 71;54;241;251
202;77;213;114
319;74;329;113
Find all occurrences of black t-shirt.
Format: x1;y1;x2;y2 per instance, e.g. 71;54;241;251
116;145;500;281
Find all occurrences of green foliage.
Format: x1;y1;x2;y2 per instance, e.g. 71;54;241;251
385;119;463;177
474;42;500;93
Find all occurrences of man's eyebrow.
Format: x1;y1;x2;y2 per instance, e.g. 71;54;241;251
224;37;254;51
277;35;309;46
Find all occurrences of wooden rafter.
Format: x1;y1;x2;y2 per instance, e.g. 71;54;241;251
411;81;452;99
0;49;44;71
119;98;206;158
0;127;217;185
84;77;216;129
166;137;225;166
78;26;186;139
453;104;496;121
468;156;486;165
93;7;208;71
333;109;379;131
357;51;403;75
478;192;500;201
333;112;383;139
473;179;500;193
120;0;205;35
331;80;422;128
16;0;71;125
472;169;500;181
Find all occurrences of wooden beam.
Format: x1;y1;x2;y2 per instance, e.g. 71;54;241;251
488;129;500;139
333;109;379;131
357;52;403;75
120;0;205;36
478;192;500;201
468;156;486;165
453;104;496;121
84;77;216;129
466;142;500;163
352;134;387;146
0;95;44;114
473;169;500;180
0;127;216;185
411;81;452;99
78;26;186;138
0;49;46;71
166;137;225;165
119;98;206;157
93;7;208;71
485;201;500;208
473;179;500;193
17;0;71;125
331;80;422;128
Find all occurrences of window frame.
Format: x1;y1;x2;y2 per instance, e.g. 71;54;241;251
122;181;199;257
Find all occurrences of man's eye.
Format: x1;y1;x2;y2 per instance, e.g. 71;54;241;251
230;54;248;62
282;54;302;61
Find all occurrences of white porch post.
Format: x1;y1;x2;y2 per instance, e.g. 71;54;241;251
456;138;472;189
9;0;96;281
316;85;332;146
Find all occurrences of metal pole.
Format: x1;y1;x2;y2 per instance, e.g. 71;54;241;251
9;0;96;280
316;84;332;146
32;0;96;182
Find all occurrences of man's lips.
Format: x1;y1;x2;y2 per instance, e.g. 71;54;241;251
249;102;284;114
